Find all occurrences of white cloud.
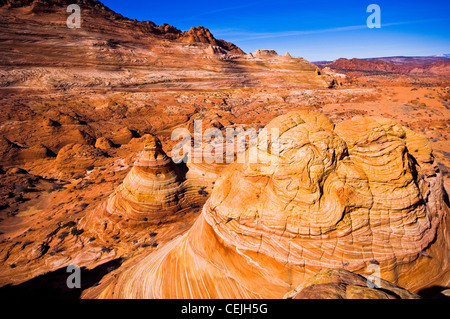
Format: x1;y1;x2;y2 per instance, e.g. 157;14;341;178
213;18;450;42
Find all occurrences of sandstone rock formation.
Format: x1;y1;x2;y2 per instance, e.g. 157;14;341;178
109;127;134;145
55;143;105;178
254;49;278;56
180;26;244;54
81;135;191;240
285;269;420;299
0;137;54;166
1;0;449;299
95;137;114;151
0;0;335;101
0;0;243;53
85;111;449;299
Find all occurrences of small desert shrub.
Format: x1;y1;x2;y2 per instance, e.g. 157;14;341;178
63;221;76;228
198;186;208;197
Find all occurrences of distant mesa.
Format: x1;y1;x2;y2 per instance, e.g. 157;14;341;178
315;57;450;76
85;111;450;298
254;49;278;56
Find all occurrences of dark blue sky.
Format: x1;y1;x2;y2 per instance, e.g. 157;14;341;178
100;0;450;61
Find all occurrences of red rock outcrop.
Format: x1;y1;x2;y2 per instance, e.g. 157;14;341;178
55;143;105;178
180;26;244;54
1;0;449;300
0;0;243;54
0;0;334;94
0;137;54;165
95;137;114;150
85;111;449;299
254;49;278;56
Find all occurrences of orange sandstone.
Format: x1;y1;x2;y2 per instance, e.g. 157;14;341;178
86;111;450;299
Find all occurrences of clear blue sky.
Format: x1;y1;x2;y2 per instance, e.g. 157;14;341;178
100;0;450;61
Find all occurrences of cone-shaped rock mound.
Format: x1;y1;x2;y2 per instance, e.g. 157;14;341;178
85;112;450;299
81;134;189;240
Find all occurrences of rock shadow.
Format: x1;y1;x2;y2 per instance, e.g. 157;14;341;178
418;285;450;299
0;258;124;299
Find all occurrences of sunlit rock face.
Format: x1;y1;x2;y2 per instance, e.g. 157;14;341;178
55;143;104;179
81;135;188;239
85;111;449;299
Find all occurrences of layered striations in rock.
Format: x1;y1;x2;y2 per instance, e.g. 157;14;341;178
316;57;450;77
85;111;449;299
285;269;420;299
82;135;188;239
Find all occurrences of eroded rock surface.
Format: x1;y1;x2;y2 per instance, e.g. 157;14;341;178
84;111;449;299
81;135;189;240
286;269;420;299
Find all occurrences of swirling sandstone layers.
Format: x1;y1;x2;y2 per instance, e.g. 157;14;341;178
81;135;190;241
88;111;450;299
